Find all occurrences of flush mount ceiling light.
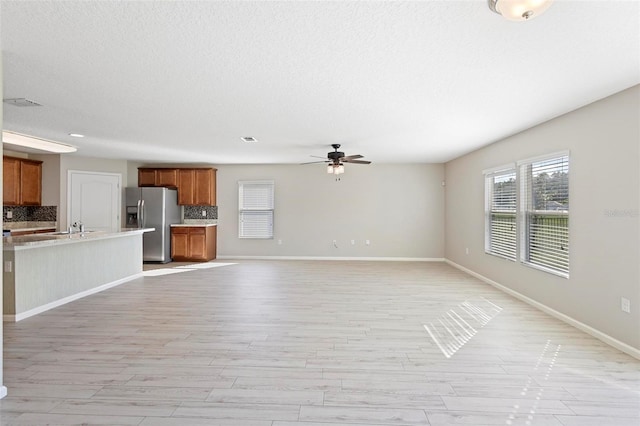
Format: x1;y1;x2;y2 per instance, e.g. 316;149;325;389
240;136;258;143
2;131;77;153
488;0;553;21
2;97;42;107
68;133;85;138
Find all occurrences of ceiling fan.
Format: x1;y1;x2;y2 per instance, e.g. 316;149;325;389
302;144;371;175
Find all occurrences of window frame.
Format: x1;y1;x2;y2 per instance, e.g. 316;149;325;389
484;164;518;261
238;180;275;239
517;152;570;278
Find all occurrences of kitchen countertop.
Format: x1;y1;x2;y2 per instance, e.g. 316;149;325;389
3;222;57;232
3;228;155;250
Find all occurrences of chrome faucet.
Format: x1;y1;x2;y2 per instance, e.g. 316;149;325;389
70;222;85;233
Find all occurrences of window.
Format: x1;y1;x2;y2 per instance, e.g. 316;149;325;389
484;152;570;278
484;166;517;260
238;180;274;239
519;153;569;276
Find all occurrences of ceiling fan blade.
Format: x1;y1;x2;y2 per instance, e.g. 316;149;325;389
342;159;371;164
341;154;363;161
300;160;329;165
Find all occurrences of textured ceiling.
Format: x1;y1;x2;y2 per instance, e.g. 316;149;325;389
1;1;639;164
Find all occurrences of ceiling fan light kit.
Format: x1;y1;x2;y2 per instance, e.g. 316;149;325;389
302;144;371;176
327;164;345;175
488;0;553;21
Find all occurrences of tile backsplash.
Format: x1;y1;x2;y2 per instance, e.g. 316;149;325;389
3;206;57;222
184;205;218;220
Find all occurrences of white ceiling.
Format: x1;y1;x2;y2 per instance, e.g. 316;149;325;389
1;1;638;164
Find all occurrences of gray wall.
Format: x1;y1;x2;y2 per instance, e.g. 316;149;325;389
444;85;640;350
216;163;445;259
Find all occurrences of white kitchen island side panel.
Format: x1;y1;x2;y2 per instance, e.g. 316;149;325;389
4;233;143;320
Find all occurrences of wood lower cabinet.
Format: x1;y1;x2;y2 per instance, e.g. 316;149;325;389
3;156;42;206
171;226;217;262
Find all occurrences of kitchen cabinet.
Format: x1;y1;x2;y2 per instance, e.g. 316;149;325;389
3;157;20;205
139;167;216;206
177;168;216;206
171;225;217;261
3;156;42;206
138;168;178;188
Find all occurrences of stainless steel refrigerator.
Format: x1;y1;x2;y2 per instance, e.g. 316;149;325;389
125;187;181;263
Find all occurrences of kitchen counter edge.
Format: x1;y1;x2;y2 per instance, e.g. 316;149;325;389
3;228;155;250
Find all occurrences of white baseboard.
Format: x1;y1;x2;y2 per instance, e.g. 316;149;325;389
217;255;445;262
3;273;143;323
444;259;640;360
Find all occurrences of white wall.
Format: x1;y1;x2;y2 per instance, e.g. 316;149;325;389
216;163;444;259
0;52;6;399
445;85;640;350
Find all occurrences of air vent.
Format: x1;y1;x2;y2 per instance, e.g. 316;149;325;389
3;98;42;107
240;136;258;143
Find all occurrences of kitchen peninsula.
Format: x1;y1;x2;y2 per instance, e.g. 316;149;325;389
3;228;153;321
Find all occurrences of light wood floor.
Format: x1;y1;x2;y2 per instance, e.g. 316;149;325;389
2;260;639;425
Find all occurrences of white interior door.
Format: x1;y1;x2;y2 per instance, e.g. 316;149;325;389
69;171;121;232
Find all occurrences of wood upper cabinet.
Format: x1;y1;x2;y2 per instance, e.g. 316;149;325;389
138;168;178;187
138;169;157;186
3;156;42;206
177;168;216;206
139;167;216;205
156;169;178;187
177;169;195;205
171;226;217;261
3;157;21;205
20;160;43;205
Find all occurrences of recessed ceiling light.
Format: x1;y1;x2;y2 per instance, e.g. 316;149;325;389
2;131;77;153
240;136;258;143
68;133;85;138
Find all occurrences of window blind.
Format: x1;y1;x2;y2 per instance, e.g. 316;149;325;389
519;154;569;276
238;180;274;239
485;168;517;260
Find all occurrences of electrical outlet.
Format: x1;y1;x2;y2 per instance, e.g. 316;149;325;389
6;210;12;219
333;240;338;248
4;261;12;273
201;210;207;217
278;239;282;245
621;297;631;313
465;247;469;255
365;240;370;246
351;239;355;245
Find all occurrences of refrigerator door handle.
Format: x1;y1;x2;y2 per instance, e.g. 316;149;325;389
140;199;146;228
136;199;142;228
